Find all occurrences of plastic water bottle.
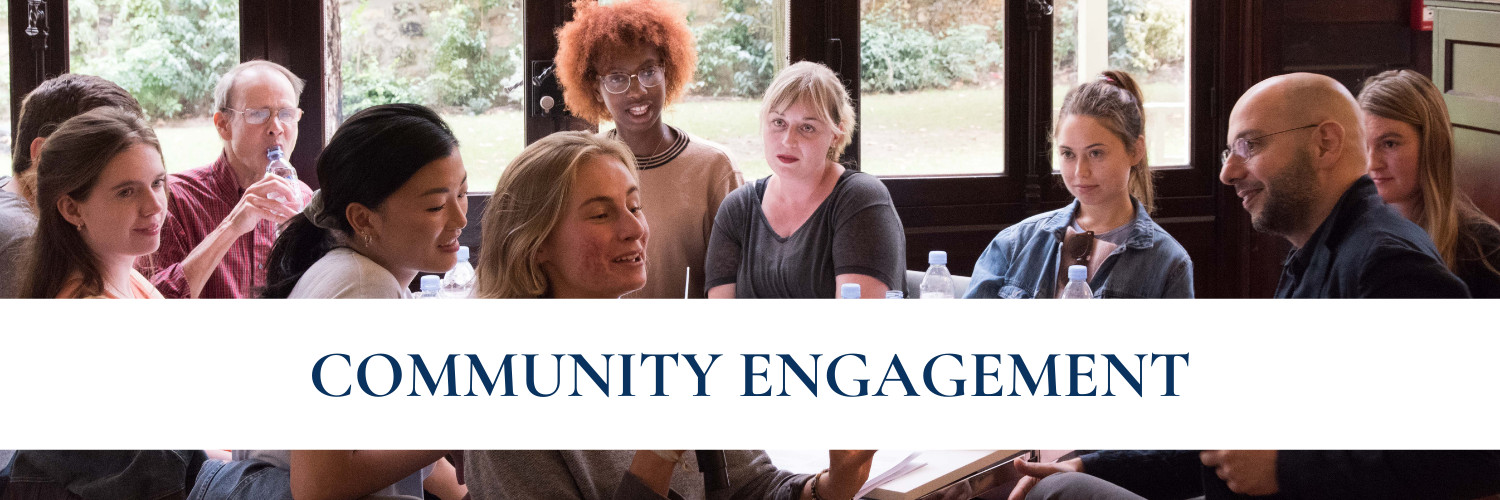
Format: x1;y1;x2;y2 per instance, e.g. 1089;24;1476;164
416;275;442;299
441;246;476;298
885;290;905;299
265;146;302;208
841;283;861;299
920;250;956;299
1060;265;1093;299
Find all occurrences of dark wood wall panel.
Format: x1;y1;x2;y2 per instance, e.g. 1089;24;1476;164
241;0;327;188
1263;0;1433;91
9;0;70;136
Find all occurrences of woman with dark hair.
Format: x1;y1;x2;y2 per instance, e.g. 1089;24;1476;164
261;103;468;299
1359;69;1500;297
22;106;167;299
555;0;743;299
964;70;1193;299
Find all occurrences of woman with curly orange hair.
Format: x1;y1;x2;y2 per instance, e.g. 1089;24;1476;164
554;0;743;299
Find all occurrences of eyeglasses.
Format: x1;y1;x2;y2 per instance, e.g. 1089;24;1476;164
221;107;304;125
599;66;664;94
1063;230;1096;268
1221;124;1319;167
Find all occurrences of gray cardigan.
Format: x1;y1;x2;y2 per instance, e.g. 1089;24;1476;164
463;450;810;500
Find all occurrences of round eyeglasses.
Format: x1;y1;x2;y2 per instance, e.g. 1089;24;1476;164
599;66;664;94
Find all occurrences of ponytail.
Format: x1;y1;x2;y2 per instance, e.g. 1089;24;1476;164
260;212;334;298
258;103;459;298
1057;69;1155;213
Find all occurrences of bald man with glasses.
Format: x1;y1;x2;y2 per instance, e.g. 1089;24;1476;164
1219;72;1466;298
138;60;314;298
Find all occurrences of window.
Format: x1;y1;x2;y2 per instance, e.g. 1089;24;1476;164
1052;0;1190;170
69;0;240;174
858;0;1005;175
338;0;526;193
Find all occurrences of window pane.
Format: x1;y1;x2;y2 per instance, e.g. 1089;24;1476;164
859;0;1005;176
338;0;525;193
1053;0;1190;170
70;0;240;174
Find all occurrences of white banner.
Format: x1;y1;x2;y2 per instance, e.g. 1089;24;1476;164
0;299;1493;450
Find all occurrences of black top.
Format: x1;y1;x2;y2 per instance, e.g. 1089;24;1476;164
1275;176;1469;298
1453;220;1500;298
704;170;906;298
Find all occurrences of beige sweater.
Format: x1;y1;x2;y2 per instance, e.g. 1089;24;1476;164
608;127;743;299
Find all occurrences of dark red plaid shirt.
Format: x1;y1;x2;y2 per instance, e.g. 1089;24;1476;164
137;154;313;298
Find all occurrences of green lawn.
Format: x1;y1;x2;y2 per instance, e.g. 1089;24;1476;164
154;85;1187;191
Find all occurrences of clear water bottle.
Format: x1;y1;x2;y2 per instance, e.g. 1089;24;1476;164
1060;265;1093;299
441;246;476;299
841;283;861;299
416;275;442;299
885;290;905;299
920;250;956;299
265;146;302;208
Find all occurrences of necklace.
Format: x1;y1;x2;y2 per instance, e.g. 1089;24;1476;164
102;276;133;299
618;126;673;158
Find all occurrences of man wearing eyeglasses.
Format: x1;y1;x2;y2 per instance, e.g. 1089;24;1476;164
1219;72;1466;298
138;60;314;298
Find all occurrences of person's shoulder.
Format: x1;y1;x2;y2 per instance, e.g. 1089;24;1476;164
0;191;37;230
167;163;226;200
833;169;894;204
293;248;404;298
680;132;738;168
1136;213;1192;261
1462;218;1500;247
721;179;762;206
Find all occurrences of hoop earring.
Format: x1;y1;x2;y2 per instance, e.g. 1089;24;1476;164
364;233;373;247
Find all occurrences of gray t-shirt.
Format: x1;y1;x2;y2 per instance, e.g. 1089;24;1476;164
705;170;906;298
0;176;38;298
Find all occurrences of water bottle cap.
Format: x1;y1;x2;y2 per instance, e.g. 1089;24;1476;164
420;275;440;291
266;146;284;161
840;283;861;299
1068;265;1088;282
457;246;469;261
928;250;947;266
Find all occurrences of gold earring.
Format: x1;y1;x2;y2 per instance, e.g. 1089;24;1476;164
76;223;84;232
364;233;373;246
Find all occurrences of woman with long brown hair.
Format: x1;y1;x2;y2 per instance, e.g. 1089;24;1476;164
965;70;1192;299
1359;69;1500;297
22;106;167;299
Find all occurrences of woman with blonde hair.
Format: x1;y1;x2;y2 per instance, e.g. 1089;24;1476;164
704;61;905;298
476;131;649;299
965;70;1192;299
1359;69;1500;297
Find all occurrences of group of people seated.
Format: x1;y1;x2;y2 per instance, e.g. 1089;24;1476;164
0;0;1496;300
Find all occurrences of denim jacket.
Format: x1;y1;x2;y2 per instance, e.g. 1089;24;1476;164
963;199;1194;298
